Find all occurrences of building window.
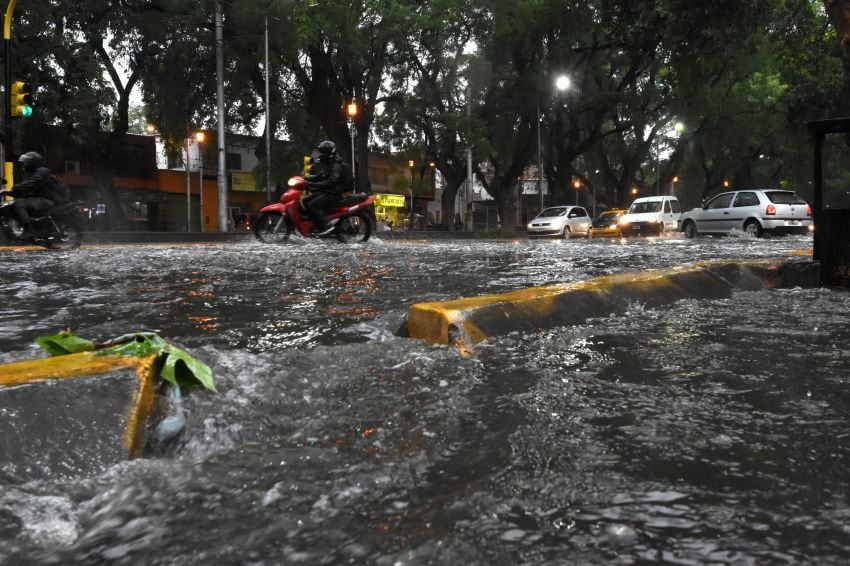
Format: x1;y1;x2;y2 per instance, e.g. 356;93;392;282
226;152;242;171
368;166;387;185
126;201;148;220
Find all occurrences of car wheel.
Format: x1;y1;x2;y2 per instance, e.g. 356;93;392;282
744;219;763;238
562;226;571;239
683;221;697;239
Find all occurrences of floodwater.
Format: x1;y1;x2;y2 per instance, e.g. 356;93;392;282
2;233;849;564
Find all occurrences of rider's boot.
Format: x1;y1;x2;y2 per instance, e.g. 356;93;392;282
19;223;36;243
315;219;338;237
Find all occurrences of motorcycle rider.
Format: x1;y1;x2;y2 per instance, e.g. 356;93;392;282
0;152;70;242
303;140;346;236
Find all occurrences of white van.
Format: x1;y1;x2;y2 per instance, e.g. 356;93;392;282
619;195;682;236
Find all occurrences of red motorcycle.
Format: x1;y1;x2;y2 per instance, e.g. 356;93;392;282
253;176;376;243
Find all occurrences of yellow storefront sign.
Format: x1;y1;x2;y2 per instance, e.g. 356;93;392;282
232;171;258;192
375;193;406;207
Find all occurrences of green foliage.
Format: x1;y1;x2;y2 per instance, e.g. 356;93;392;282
35;332;95;356
34;331;215;393
9;0;850;211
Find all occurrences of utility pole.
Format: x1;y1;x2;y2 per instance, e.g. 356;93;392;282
3;0;18;187
216;1;228;232
263;15;272;203
466;86;473;231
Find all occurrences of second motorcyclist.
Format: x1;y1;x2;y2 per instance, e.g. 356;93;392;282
0;151;70;242
303;140;346;236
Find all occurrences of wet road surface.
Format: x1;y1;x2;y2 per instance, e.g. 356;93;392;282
3;233;849;564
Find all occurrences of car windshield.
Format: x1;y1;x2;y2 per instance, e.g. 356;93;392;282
765;191;806;205
538;207;567;217
629;201;662;213
593;213;619;228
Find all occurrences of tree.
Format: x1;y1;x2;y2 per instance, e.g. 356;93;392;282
379;0;487;225
16;0;199;228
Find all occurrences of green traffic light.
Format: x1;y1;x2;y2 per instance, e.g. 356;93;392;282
21;106;32;117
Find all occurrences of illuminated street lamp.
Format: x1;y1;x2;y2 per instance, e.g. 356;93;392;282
537;74;571;214
671;175;679;195
656;121;685;195
346;100;358;192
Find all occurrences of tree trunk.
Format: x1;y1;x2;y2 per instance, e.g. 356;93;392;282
824;0;850;59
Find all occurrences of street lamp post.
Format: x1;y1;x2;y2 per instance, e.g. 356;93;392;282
346;100;358;192
408;160;414;230
185;136;191;232
536;75;571;216
196;132;205;232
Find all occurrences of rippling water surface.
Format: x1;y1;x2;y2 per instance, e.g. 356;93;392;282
3;234;848;564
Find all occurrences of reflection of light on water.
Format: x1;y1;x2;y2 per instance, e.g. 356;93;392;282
188;315;219;333
320;264;393;319
186;289;214;299
250;320;326;350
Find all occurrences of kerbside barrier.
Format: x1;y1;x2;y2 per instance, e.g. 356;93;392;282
406;257;819;350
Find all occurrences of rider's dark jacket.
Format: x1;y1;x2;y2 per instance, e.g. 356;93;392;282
306;157;345;196
9;166;70;204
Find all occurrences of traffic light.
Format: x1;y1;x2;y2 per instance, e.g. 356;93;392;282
11;81;33;117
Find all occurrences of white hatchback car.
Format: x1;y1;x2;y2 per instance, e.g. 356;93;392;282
527;205;592;239
618;195;682;236
679;189;812;238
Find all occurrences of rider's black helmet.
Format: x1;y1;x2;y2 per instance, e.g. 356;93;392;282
316;140;337;161
18;151;44;173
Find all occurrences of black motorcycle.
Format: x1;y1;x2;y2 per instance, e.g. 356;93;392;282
0;200;85;249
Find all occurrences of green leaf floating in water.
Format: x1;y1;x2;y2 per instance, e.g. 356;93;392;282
161;345;216;392
34;331;215;393
35;331;95;356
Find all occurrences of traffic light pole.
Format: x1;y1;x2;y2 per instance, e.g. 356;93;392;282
3;0;17;188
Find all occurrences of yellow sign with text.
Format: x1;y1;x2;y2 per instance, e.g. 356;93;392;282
375;193;406;208
232;171;258;192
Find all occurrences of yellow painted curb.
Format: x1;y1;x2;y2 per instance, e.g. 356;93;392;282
408;257;819;348
0;350;161;459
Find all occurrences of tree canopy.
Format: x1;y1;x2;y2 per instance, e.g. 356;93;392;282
7;0;850;223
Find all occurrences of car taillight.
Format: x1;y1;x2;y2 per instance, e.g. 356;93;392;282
765;204;776;215
806;206;812;217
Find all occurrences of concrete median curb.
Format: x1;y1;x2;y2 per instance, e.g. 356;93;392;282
407;257;820;348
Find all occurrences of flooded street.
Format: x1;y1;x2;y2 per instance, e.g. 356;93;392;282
3;234;849;564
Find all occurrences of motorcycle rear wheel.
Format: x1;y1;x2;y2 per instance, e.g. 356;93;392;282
47;216;83;250
336;211;372;243
254;212;292;243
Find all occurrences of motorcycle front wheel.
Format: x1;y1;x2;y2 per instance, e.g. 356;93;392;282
336;211;372;243
254;212;293;243
47;216;83;250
